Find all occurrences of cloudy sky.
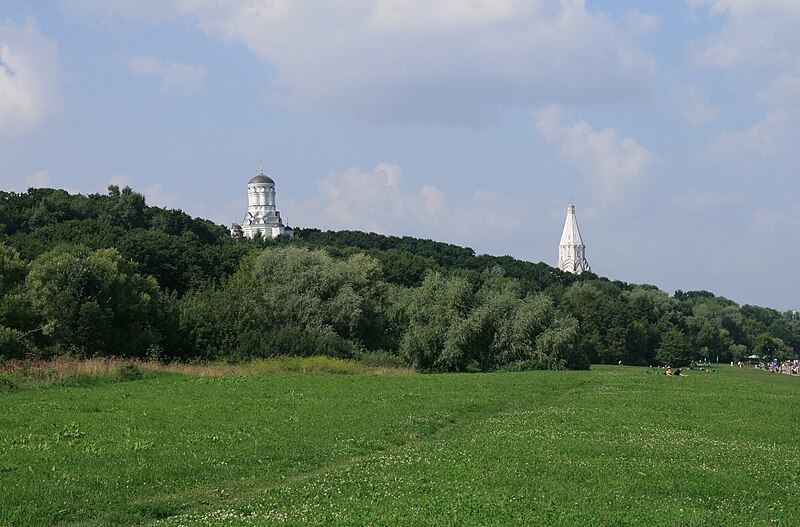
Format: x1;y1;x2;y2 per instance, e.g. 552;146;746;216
1;0;798;310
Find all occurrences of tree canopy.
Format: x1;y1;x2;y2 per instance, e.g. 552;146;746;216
0;187;797;369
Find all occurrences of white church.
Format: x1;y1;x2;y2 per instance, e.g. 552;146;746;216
229;165;589;274
230;163;294;239
557;202;591;274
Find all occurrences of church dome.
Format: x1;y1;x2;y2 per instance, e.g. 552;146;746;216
249;174;274;185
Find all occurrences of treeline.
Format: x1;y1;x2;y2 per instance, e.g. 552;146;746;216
1;187;798;370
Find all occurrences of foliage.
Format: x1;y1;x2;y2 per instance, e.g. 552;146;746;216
247;355;380;374
0;358;156;391
179;247;391;361
1;187;798;368
655;326;694;367
358;349;410;369
401;272;475;371
0;356;407;392
25;245;173;358
400;273;584;372
0;243;38;358
250;247;388;347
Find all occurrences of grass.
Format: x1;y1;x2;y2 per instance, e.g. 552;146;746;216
0;365;798;526
0;356;411;392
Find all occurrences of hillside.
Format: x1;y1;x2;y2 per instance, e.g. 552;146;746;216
1;186;798;368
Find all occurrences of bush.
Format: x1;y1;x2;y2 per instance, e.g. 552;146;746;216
359;350;408;369
250;356;368;374
0;371;21;392
118;363;144;381
237;325;356;360
0;326;30;360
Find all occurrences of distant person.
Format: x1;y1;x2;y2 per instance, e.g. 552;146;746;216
666;367;673;376
675;368;686;377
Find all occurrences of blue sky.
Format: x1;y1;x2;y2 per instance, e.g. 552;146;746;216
1;1;798;311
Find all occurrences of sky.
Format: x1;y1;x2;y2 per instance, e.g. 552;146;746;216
1;0;798;311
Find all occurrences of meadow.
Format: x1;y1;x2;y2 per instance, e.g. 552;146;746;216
0;363;798;526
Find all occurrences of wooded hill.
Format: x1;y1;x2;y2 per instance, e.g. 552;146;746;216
1;186;797;370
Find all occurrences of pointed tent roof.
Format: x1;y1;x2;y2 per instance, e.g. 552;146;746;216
559;203;585;247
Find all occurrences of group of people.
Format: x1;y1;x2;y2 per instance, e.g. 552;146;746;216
649;360;800;377
753;359;800;375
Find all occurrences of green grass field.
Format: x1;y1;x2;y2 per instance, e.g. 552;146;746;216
1;365;798;526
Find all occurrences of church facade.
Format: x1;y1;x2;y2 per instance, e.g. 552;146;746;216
230;164;293;239
557;203;591;274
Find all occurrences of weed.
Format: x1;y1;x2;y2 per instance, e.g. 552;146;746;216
118;362;144;381
359;350;408;369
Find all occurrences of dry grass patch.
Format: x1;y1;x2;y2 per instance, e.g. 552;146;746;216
0;355;411;391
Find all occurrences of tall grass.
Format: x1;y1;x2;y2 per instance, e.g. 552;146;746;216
0;357;144;391
0;356;411;392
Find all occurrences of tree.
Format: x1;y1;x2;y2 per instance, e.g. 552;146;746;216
26;246;171;357
656;326;693;367
401;272;474;372
102;185;146;229
207;246;390;360
494;293;554;365
684;297;744;362
0;243;27;292
560;281;628;364
535;314;582;370
0;243;38;358
447;285;518;371
753;333;789;360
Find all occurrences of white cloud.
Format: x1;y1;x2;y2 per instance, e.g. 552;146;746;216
673;191;744;209
756;75;800;110
705;108;791;161
61;0;657;124
535;105;660;201
106;173;198;211
140;182;200;212
753;204;800;227
129;55;206;93
26;169;51;187
689;1;800;161
283;163;526;247
688;0;800;71
623;9;660;34
368;0;528;31
108;174;133;187
0;18;61;136
675;83;719;125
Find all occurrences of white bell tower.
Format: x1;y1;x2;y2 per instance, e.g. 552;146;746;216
557;203;591;274
230;161;294;239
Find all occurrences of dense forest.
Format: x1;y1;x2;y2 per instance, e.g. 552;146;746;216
1;186;798;370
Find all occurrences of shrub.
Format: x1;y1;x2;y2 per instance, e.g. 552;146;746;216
0;371;21;392
0;326;31;360
250;356;368;374
239;325;356;360
359;350;408;369
118;363;144;381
